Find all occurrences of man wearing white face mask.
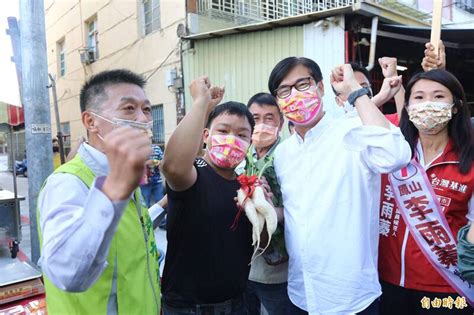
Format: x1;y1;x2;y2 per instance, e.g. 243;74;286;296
36;69;161;315
242;92;291;315
89;111;154;139
269;58;411;315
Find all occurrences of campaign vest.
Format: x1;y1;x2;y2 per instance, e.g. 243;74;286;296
37;155;161;314
379;140;474;293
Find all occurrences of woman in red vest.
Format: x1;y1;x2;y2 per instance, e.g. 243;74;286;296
378;69;474;315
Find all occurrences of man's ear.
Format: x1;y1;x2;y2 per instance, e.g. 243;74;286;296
82;112;97;133
278;117;284;132
202;128;210;146
318;80;325;97
335;96;344;107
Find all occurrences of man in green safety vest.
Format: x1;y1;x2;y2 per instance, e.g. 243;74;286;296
37;69;161;315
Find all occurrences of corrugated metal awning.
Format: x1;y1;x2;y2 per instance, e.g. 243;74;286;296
185;1;430;40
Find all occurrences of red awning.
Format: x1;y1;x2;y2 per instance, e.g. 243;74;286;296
7;104;24;126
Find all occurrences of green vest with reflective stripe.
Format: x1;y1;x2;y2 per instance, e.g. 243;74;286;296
37;155;161;315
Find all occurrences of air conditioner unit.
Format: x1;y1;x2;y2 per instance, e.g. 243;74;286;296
79;47;96;65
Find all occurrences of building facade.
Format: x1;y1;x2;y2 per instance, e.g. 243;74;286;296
45;0;186;151
183;0;474;117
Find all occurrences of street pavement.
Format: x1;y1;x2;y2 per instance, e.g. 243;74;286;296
0;154;167;274
0;154;31;262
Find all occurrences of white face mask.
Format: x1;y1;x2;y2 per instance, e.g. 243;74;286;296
343;100;354;114
407;101;454;135
90;112;153;140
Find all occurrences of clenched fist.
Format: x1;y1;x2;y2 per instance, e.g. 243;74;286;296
101;126;152;201
189;76;225;111
378;57;398;78
330;64;363;96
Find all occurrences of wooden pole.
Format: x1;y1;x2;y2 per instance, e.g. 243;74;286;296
430;0;443;58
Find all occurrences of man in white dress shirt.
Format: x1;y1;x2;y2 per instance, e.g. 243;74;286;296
268;57;411;315
36;69;161;315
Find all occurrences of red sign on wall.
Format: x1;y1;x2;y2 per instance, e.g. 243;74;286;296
7;105;24;126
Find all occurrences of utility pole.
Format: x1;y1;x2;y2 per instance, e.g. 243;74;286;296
48;74;66;164
20;0;54;264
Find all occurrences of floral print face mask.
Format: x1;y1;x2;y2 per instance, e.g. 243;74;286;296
408;101;454;135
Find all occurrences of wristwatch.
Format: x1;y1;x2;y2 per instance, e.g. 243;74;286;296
348;87;370;107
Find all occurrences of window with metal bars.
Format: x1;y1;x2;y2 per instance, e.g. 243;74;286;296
86;18;99;62
455;0;474;14
57;39;66;77
144;0;161;35
60;122;71;156
151;104;165;144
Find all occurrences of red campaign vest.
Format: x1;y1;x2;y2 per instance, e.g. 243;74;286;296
378;140;474;293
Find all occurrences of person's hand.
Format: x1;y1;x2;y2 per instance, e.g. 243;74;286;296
101;127;152;201
189;76;224;111
158;194;168;209
233;176;274;207
209;86;225;109
371;76;403;107
379;57;398;78
422;40;446;71
259;176;274;205
189;76;211;106
330;64;362;96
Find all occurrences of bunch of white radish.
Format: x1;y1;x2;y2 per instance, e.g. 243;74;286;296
236;174;278;262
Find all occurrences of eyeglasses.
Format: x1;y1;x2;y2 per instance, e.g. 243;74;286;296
274;77;313;99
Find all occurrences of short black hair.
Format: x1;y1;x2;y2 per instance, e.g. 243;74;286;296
246;92;283;120
349;62;370;83
268;57;323;96
79;69;146;113
206;101;255;132
288;121;294;132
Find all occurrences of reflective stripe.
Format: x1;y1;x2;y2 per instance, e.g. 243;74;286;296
399;228;409;287
107;255;118;315
133;196;160;312
39;155;161;315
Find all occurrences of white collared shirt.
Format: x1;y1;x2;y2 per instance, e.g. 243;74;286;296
38;143;130;292
274;113;411;314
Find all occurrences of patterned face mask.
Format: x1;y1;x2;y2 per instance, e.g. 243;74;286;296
276;85;322;125
208;134;250;169
408;101;454;135
252;124;279;149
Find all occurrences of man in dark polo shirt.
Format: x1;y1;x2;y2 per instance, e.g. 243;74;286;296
161;76;255;314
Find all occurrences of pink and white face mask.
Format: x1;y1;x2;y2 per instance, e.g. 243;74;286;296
208;134;249;169
276;85;322;125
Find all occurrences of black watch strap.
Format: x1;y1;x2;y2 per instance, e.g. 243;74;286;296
348;87;370;106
